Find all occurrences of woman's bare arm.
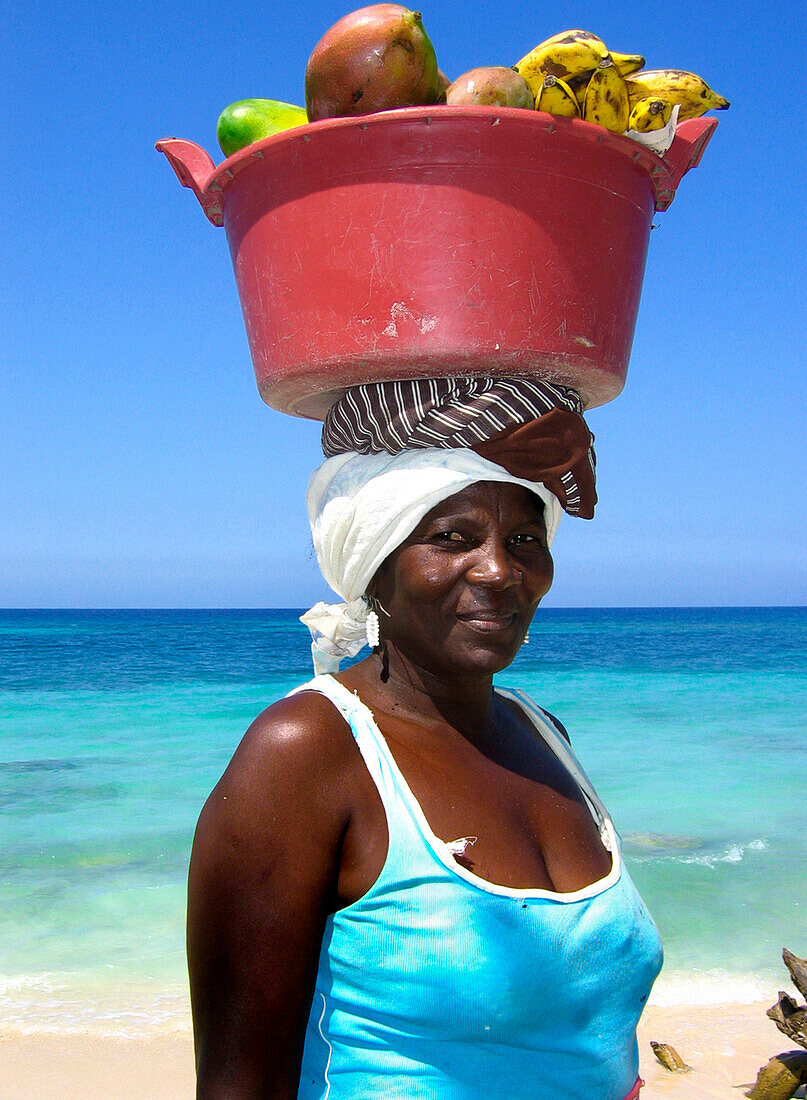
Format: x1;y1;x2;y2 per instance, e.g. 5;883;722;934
187;693;358;1099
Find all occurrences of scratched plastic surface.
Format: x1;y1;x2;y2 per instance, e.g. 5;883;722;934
157;108;715;418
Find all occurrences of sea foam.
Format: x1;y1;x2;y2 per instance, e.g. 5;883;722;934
649;967;779;1007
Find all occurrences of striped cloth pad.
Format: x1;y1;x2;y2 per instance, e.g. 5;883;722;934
321;377;597;518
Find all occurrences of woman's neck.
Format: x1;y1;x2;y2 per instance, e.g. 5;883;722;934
348;646;497;734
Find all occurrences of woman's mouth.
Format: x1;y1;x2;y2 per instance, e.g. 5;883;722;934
456;610;519;633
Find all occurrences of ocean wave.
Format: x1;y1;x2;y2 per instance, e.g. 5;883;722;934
623;833;769;868
649;967;779;1007
676;838;768;868
0;972;191;1038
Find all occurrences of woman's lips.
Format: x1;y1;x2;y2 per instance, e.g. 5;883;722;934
456;610;519;632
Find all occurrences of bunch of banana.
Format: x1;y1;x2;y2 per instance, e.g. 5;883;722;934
515;30;643;133
516;30;644;96
626;70;730;120
516;28;730;136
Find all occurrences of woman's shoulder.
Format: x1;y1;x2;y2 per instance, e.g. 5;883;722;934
246;680;353;754
196;682;359;847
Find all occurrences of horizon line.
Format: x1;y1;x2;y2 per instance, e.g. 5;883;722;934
3;605;806;613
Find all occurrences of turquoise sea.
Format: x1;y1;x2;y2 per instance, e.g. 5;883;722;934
1;608;805;1036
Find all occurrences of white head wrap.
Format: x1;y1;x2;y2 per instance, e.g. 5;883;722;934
300;447;562;674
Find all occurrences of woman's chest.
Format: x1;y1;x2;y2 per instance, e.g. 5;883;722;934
377;717;613;894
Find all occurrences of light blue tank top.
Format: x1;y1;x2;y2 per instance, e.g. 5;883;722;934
292;675;662;1100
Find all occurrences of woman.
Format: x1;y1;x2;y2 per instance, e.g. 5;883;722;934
188;379;663;1099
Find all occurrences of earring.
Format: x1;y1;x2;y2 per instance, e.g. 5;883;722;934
366;608;380;648
364;595;390;650
523;631;530;644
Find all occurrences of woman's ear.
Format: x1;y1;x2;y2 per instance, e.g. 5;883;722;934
367;548;398;610
365;563;389;606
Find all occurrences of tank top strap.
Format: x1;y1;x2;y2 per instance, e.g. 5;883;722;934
286;674;412;831
496;687;612;835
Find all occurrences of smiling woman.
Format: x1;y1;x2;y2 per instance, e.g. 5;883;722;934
186;379;662;1100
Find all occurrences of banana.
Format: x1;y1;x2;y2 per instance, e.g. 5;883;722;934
535;74;580;118
583;58;630;133
516;30;609;96
627;97;673;132
610;51;646;78
626;70;730;119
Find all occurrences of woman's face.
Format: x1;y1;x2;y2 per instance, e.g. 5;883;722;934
371;481;553;679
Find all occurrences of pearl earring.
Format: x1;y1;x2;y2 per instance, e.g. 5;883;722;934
366;609;380;649
523;631;530;644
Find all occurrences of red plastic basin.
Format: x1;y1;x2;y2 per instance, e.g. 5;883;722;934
157;108;715;418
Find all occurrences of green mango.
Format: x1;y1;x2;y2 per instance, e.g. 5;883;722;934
216;99;308;156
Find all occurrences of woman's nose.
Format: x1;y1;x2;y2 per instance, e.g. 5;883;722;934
465;540;520;588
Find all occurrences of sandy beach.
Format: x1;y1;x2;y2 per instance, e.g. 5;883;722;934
636;1002;805;1099
1;1001;801;1099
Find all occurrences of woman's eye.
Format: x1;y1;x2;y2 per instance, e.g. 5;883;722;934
510;533;546;548
434;530;466;543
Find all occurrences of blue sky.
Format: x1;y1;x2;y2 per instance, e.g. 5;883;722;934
3;0;805;607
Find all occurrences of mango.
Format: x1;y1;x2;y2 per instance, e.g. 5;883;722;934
446;67;534;110
216;99;308;157
305;4;440;121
